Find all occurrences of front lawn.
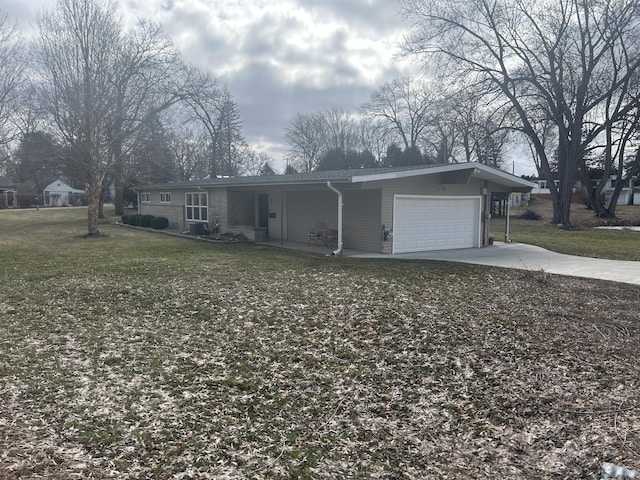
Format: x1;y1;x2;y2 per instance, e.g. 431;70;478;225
491;197;640;261
1;208;639;479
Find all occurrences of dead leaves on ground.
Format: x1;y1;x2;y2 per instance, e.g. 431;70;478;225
1;255;639;479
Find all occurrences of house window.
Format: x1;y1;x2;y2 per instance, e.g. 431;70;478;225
186;192;208;222
538;180;547;189
160;192;171;203
140;192;151;202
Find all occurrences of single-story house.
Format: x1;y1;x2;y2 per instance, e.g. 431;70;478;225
0;176;18;208
43;179;85;207
137;162;535;254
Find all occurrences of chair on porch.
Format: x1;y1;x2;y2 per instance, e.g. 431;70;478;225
308;222;327;246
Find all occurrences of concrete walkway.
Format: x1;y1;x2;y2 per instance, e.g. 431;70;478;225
353;243;640;286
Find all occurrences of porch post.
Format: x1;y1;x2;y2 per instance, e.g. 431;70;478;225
326;181;343;255
505;193;511;243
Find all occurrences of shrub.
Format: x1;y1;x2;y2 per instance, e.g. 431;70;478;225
151;216;169;230
130;214;144;226
121;215;131;225
140;215;155;228
520;209;541;221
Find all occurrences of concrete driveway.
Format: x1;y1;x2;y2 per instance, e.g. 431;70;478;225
354;243;640;286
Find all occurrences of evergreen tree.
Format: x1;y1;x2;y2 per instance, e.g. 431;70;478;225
12;131;63;192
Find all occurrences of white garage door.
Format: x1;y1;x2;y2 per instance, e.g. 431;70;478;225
393;195;481;253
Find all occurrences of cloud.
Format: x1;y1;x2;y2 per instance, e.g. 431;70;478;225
5;0;436;171
120;0;417;169
152;0;412;87
229;59;375;164
296;0;405;35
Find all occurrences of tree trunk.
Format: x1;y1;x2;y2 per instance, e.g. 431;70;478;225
591;189;611;218
554;190;572;226
551;140;580;227
86;181;101;235
114;183;124;215
86;142;104;235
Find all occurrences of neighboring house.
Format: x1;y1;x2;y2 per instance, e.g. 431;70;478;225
137;162;535;254
532;174;636;205
509;191;529;207
0;176;18;208
531;175;570;197
43;179;85;207
598;176;634;205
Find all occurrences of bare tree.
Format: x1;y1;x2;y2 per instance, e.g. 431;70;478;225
242;149;275;176
167;127;209;181
180;69;223;177
578;53;640;216
581;94;640;216
180;73;246;178
446;88;512;166
0;12;27;146
321;108;359;153
285;108;361;172
421;91;459;163
401;0;640;226
36;0;121;235
357;117;392;163
361;77;431;151
107;21;185;215
285;112;325;172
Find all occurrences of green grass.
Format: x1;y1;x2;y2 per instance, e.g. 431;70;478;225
490;197;640;260
1;207;639;479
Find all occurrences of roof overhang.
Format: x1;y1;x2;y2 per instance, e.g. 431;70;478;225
352;163;535;191
139;163;536;192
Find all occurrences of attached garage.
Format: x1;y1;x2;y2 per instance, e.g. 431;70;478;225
392;195;481;253
138;162;535;254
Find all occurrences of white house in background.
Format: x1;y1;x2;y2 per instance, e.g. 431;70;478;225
0;176;18;208
531;174;636;205
600;176;635;205
43;179;85;206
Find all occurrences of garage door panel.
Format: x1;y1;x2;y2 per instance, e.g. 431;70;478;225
393;195;481;253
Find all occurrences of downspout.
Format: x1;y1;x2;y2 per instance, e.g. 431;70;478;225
280;188;284;247
481;184;489;245
505;193;512;243
326;181;343;256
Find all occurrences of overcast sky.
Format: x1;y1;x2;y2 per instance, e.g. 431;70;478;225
3;0;535;175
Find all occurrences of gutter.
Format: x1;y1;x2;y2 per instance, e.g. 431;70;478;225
326;181;343;256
